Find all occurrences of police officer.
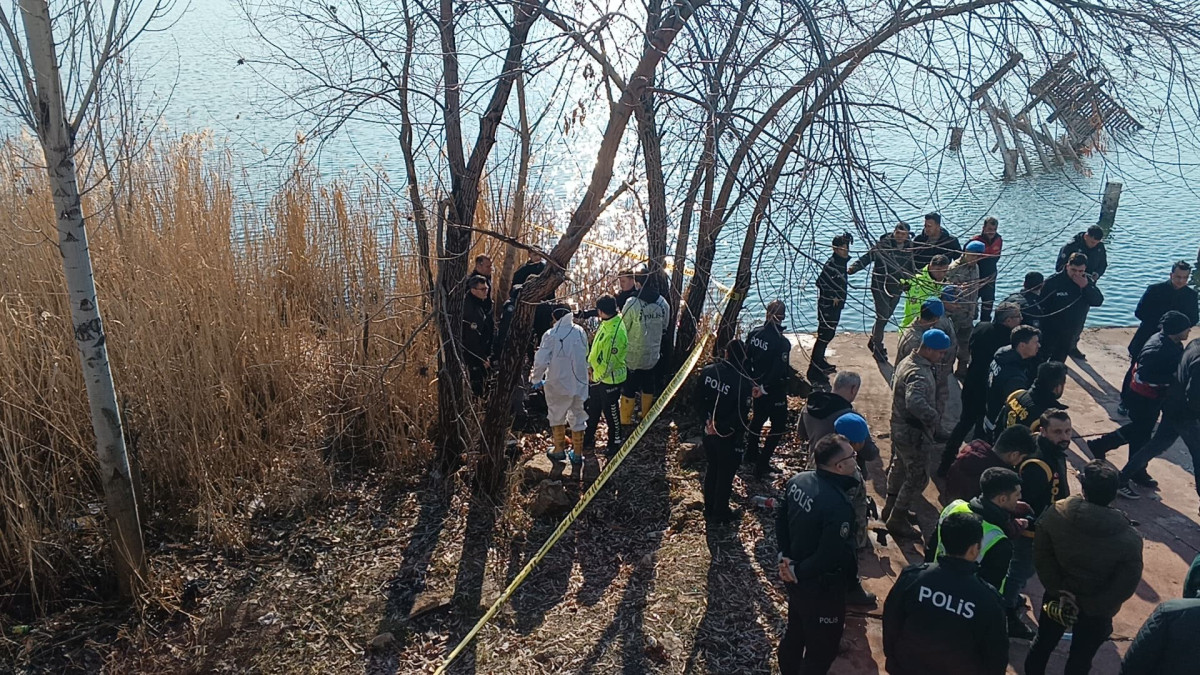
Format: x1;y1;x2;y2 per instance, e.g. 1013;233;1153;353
883;511;1008;675
697;339;759;523
884;329;950;539
462;274;495;396
776;434;861;675
833;413;880;606
810;233;852;382
926;467;1026;592
745;300;793;478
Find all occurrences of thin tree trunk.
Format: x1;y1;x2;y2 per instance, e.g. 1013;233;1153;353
495;72;531;311
20;0;145;598
399;0;434;307
635;0;667;272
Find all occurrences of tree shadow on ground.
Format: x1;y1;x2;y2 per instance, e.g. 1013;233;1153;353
683;527;774;674
439;489;504;675
365;480;452;675
1067;363;1124;424
507;504;577;635
575;444;671;674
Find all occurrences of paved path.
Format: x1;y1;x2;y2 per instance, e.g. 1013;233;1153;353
788;327;1200;675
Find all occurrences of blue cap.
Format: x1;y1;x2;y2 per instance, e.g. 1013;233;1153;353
941;286;959;303
965;240;986;253
834;413;870;444
922;328;951;350
921;297;945;317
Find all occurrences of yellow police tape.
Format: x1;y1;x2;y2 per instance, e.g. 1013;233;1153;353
434;304;724;674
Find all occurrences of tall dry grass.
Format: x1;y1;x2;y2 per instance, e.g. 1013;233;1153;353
0;134;438;613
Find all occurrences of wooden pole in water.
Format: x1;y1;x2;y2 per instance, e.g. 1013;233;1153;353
948;126;964;151
1098;181;1123;234
1000;100;1034;175
982;93;1016;180
1041;122;1066;165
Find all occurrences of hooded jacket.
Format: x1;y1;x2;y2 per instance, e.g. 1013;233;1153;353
912;227;963;270
944;439;1011;504
1163;338;1200;421
588;314;628;385
883;556;1008;675
850;232;915;294
970;233;1003;282
622;284;668;371
1056;232;1108;277
530;312;590;399
984;345;1036;429
800;391;879;462
1128;332;1184;401
747;321;792;391
1129;280;1199;357
1034;495;1143;618
925;496;1016;593
900;266;946;328
991;385;1067;443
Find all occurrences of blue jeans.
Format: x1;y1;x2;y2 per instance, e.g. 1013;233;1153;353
1124;416;1200;496
1003;535;1036;609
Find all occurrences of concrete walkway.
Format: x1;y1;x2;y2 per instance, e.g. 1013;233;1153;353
790;327;1200;675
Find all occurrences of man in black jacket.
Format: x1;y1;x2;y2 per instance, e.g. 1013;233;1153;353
810;233;852;381
462;275;495;396
927;467;1026;593
1003;409;1074;638
1005;271;1045;327
1123;338;1200;512
850;221;916;361
776;434;861;675
981;325;1042;441
1039;252;1104;363
884;511;1008;675
1055;226;1108;359
697;339;759;523
1119;261;1199;411
939;303;1023;474
990;360;1067;441
745;300;793;478
912;212;963;270
1098;312;1193;497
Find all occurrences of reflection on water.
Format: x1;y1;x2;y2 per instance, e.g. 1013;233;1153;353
92;1;1200;331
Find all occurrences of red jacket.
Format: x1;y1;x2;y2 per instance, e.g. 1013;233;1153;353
970;234;1003;280
945;440;1009;503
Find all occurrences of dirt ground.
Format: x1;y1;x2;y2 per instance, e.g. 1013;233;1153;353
4;327;1197;674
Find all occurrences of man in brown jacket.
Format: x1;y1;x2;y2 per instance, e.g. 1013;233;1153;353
1026;460;1144;675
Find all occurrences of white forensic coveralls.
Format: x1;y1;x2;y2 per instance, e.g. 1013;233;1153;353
530;311;590;431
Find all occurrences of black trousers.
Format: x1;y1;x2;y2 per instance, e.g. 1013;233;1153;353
466;360;488;397
1097;392;1161;463
1024;608;1112;675
622;368;660;397
702;433;741;517
979;277;997;322
745;392;788;470
584;382;623;449
1041;321;1079;364
943;384;986;465
779;577;846;675
870;283;903;348
812;302;842;364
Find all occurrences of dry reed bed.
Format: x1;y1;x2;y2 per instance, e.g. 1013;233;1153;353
0;135;437;614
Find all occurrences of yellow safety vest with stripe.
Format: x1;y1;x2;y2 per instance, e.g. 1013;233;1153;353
935;500;1008;593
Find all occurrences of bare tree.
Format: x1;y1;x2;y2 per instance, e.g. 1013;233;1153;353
0;0;171;597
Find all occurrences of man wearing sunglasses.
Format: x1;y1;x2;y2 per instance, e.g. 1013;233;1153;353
775;433;862;674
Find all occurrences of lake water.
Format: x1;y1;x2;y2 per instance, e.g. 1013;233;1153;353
118;1;1200;331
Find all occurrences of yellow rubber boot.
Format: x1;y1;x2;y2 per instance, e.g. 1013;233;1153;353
572;430;585;459
619;396;636;425
548;425;567;459
641;393;655;417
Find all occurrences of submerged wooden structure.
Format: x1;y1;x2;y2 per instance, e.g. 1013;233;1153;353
958;52;1142;179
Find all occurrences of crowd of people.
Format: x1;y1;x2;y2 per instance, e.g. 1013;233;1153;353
458;215;1200;673
764;216;1200;673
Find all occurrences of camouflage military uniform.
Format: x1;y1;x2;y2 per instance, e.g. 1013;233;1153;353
945;259;980;373
895;316;957;423
887;352;941;512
